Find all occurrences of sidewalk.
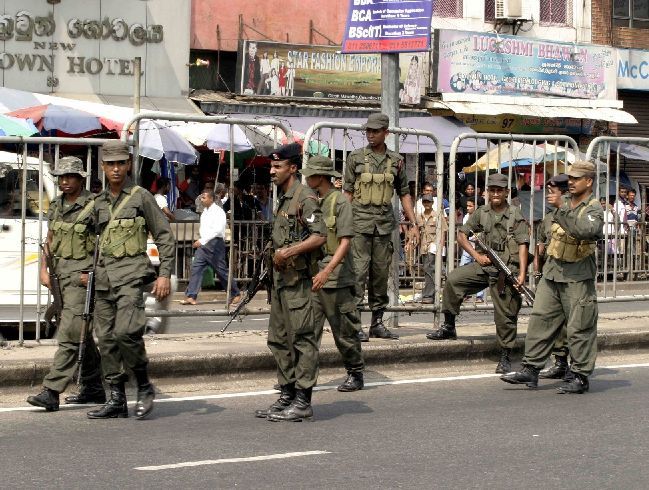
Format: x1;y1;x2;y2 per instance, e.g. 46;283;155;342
2;306;649;388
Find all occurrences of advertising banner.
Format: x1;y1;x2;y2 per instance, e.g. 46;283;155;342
617;48;649;91
435;29;617;100
456;114;593;135
341;0;433;54
236;40;427;102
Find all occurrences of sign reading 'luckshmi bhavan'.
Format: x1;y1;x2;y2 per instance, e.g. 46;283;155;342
342;0;433;54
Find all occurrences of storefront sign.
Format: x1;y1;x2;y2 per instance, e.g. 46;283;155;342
456;114;593;135
617;48;649;91
436;29;616;100
236;40;427;102
342;0;433;54
0;0;189;98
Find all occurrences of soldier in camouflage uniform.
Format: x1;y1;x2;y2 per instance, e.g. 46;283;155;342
27;157;105;412
304;155;365;392
254;144;326;422
534;174;570;380
502;161;604;394
427;174;530;374
87;141;175;419
343;113;419;341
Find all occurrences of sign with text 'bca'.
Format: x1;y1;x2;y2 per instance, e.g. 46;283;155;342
342;0;433;54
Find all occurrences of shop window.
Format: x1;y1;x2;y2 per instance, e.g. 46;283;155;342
433;0;463;18
540;0;572;26
614;0;649;29
485;0;496;22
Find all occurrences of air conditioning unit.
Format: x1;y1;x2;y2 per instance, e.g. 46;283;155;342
495;0;531;21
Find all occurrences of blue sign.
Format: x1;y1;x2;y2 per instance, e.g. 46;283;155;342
342;0;433;54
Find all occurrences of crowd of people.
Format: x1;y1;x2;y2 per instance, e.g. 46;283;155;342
22;112;638;423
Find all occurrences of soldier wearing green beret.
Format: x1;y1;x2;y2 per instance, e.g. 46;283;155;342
343;112;419;341
427;173;531;374
27;157;105;412
255;143;326;422
87;140;175;420
303;155;365;392
502;161;603;393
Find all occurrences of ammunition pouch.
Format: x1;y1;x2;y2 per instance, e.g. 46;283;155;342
547;223;596;262
50;220;95;260
323;191;340;255
352;152;394;206
101;216;147;258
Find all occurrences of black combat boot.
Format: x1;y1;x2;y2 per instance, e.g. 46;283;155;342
556;371;589;394
87;382;128;419
495;348;512;374
267;387;313;422
133;369;156;420
337;371;364;392
539;355;569;379
357;329;369;342
255;383;296;418
426;323;457;340
27;387;59;412
64;379;106;404
368;310;399;340
500;364;540;388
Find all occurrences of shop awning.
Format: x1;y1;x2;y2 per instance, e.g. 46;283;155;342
56;93;203;115
261;115;486;154
441;94;638;125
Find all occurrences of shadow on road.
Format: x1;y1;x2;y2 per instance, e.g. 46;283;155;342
314;399;373;421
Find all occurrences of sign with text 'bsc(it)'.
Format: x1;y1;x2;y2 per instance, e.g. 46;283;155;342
342;0;433;54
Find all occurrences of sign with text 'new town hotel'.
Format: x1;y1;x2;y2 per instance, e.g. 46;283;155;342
0;0;190;97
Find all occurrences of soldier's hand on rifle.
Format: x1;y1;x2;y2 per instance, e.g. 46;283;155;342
273;247;290;270
40;269;51;289
80;272;89;287
151;276;171;301
311;269;329;292
476;254;492;267
516;271;527;290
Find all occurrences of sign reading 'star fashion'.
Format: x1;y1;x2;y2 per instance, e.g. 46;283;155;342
236;40;427;103
0;0;190;98
435;29;617;100
341;0;433;54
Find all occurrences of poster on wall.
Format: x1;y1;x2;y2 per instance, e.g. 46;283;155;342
435;29;617;100
341;0;433;54
236;40;427;103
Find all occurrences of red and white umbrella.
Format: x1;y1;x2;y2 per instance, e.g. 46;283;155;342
8;104;122;135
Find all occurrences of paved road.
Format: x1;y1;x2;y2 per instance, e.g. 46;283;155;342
166;299;649;334
3;352;649;489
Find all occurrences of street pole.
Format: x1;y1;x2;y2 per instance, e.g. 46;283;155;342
381;53;400;329
132;57;142;180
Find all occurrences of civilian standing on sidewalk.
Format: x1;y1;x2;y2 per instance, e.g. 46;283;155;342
182;189;241;306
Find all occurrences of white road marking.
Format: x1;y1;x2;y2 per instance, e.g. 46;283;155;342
207;317;267;323
3;361;649;414
134;450;331;471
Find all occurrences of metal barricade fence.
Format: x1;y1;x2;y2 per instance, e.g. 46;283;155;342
0;136;116;344
302;121;445;327
585;137;649;299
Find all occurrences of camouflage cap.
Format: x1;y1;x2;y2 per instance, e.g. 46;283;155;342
363;112;390;130
101;140;131;162
301;155;341;178
486;173;509;188
566;160;596;178
50;156;87;177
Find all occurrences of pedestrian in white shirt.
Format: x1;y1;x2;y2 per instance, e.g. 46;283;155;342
181;189;241;305
154;176;175;222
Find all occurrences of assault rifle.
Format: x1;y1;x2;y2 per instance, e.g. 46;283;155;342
76;234;100;385
470;232;535;307
40;243;62;338
221;242;272;333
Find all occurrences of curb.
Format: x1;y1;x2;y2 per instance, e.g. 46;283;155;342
3;330;649;388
